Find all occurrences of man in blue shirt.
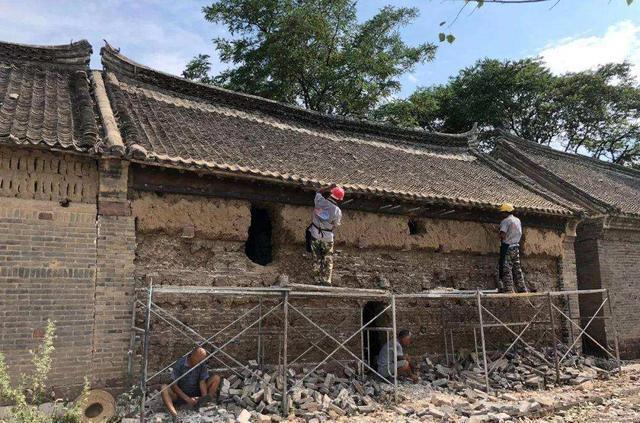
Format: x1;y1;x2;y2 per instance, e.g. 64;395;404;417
161;347;221;421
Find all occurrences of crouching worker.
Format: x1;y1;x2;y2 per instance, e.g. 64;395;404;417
377;329;418;383
162;347;221;422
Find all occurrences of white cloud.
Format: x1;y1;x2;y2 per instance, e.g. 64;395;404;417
407;74;419;83
0;0;225;76
540;21;640;77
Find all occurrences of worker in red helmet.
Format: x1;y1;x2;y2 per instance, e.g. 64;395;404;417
307;184;344;285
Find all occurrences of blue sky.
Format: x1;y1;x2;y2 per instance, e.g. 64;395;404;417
0;1;638;98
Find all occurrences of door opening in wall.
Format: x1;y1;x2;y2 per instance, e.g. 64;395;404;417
363;301;391;370
245;206;273;265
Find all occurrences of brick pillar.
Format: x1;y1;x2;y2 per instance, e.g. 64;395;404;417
559;220;581;351
92;158;135;387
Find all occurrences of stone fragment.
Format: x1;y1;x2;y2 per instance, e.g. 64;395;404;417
236;409;251;423
256;414;271;423
468;414;489;423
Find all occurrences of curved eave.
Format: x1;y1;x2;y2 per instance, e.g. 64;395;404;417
128;149;574;218
100;42;475;150
0;135;97;157
498;130;640;180
0;39;92;68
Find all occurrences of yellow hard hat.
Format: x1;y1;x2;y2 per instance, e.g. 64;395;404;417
499;203;515;213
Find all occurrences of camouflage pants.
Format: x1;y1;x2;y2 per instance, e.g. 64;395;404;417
311;239;334;285
499;245;527;293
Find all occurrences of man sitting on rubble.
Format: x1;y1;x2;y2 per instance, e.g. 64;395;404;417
307;184;344;286
161;347;221;422
377;329;419;383
497;203;528;293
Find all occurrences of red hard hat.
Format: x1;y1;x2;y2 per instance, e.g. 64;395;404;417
330;186;345;201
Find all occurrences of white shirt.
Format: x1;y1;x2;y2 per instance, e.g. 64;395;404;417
310;193;342;243
500;214;522;246
377;339;403;375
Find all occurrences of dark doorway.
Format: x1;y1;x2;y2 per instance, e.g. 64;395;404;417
363;301;391;370
245;206;272;265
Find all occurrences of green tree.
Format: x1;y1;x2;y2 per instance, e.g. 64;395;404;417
375;58;560;144
374;59;640;166
188;0;435;117
373;86;447;131
555;63;640;165
182;54;215;85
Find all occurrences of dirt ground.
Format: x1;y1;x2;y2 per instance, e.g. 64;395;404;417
338;363;640;423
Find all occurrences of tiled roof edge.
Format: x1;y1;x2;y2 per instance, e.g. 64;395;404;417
100;42;475;149
499;130;640;179
0;39;92;69
126;153;573;217
493;137;617;215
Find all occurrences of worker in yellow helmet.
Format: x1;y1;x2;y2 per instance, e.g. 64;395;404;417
497;203;527;293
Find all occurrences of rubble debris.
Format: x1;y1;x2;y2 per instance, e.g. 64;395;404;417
134;344;620;422
142;363;392;422
417;343;616;393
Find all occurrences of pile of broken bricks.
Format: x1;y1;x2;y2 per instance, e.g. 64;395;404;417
139;346;617;422
382;345;618;422
417;343;615;393
143;361;393;422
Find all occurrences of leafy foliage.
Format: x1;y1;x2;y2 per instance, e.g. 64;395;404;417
0;321;89;423
182;54;215;85
187;0;435;116
373;58;640;166
554;63;640;164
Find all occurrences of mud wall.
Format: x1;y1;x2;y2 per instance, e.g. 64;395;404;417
132;191;568;372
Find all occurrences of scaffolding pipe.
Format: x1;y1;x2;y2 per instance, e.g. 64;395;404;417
139;279;153;423
145;302;260;382
146;302;283;403
282;292;289;413
257;298;263;368
606;289;622;374
287;303;395;386
547;293;560;383
559;297;609;362
391;295;398;398
476;290;490;393
149;303;255;379
551;303;620;363
360;305;365;377
128;298;138;378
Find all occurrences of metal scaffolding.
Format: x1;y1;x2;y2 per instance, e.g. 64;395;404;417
131;280;621;422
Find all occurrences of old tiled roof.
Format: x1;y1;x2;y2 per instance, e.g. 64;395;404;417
0;40;98;152
100;44;573;216
495;134;640;217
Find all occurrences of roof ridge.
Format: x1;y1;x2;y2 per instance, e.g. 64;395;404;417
499;131;640;179
472;150;582;214
100;41;476;150
494;138;617;215
0;39;92;69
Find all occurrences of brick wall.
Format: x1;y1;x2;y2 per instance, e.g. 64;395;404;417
0;145;97;202
0;149;137;394
92;159;136;387
597;228;640;359
92;215;135;387
0;197;97;392
576;220;640;359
